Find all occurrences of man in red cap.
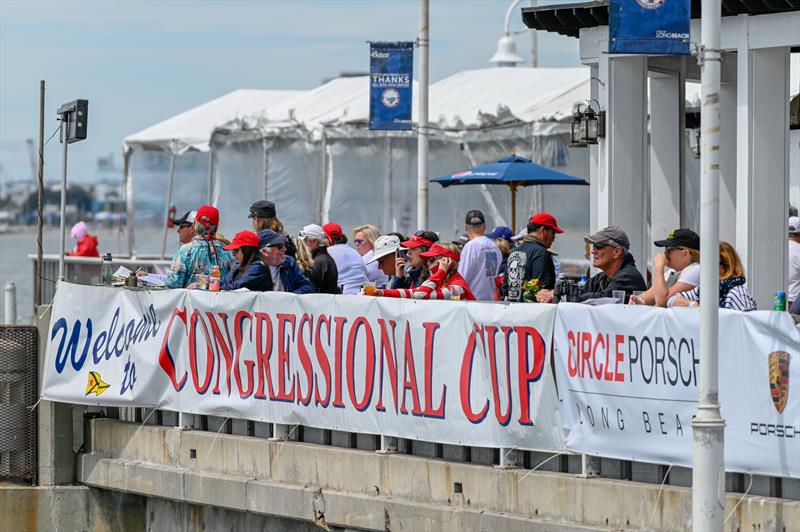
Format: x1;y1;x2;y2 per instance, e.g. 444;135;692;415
501;211;563;302
165;204;234;289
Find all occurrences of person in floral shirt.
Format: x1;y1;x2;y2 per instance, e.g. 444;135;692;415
164;205;234;289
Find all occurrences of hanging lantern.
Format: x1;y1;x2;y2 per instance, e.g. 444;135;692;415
581;107;598;144
570;108;586;147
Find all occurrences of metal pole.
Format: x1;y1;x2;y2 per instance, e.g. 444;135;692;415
4;282;17;325
529;0;538;67
416;0;429;229
206;149;214;203
160;153;176;259
58;118;68;281
692;2;725;531
123;150;135;257
510;184;517;233
36;80;45;307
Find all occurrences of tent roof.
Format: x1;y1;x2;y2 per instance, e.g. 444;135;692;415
122;89;303;155
221;67;593;137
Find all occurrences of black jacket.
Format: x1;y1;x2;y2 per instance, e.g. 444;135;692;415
579;253;647;302
502;237;556;301
309;247;339;294
389;266;424;290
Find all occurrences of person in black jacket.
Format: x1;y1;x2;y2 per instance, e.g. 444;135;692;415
221;230;269;291
579;226;647;302
502;212;563;302
390;230;439;290
299;224;339;294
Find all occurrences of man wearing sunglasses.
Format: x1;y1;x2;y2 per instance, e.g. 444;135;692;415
578;226;647;303
257;229;315;294
171;210;197;245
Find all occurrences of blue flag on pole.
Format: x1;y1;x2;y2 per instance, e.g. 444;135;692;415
609;0;690;55
369;42;414;131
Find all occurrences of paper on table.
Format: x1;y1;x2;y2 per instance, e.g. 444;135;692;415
138;274;166;287
112;266;133;279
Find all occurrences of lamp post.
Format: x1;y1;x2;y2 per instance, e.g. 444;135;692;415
490;0;525;67
417;0;429;229
692;2;725;530
56;99;89;280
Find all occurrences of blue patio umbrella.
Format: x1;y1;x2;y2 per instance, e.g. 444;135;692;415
431;155;588;232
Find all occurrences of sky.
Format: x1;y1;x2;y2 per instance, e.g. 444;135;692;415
0;0;581;184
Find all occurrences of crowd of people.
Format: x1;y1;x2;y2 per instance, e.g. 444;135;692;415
108;197;762;312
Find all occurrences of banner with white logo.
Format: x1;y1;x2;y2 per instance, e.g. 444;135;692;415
553;303;800;478
369;41;413;131
609;0;691;55
42;282;564;451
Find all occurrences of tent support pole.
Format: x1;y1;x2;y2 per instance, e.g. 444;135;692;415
123;150;135;257
510;184;518;234
318;129;327;225
384;137;393;231
160;152;176;259
206;149;214;204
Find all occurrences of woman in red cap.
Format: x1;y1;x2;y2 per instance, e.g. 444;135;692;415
221;230;269;291
370;243;475;301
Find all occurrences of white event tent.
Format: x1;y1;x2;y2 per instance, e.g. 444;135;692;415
209;67;593;245
121;89;303;256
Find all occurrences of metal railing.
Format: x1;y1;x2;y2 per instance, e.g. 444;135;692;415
30;254;171;310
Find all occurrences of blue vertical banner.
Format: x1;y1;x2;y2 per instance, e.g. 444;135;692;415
369;42;414;131
609;0;690;55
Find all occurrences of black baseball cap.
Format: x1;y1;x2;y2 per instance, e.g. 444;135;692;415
465;209;485;225
654;228;700;251
249;200;276;219
171;210;196;226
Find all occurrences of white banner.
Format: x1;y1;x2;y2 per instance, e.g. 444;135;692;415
553;303;800;478
42;282;565;451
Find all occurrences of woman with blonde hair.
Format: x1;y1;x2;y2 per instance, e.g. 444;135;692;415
671;241;756;311
371;243;475;301
292;235;314;278
352;223;388;286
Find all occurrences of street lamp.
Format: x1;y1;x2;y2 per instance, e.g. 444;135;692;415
490;0;525;67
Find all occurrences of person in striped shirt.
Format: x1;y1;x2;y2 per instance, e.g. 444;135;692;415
671;241;756;311
370;243;476;301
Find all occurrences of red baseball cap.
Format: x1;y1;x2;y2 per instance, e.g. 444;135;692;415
400;234;434;249
419;243;460;262
223;230;259;250
529;212;564;233
322;222;343;240
195;205;219;226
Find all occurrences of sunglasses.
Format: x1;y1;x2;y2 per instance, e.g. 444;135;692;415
665;246;684;253
353;239;366;245
591;242;614;250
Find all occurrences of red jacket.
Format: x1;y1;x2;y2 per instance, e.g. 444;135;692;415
69;235;99;257
381;265;476;301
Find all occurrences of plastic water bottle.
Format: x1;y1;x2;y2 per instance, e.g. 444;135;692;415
209;266;221;292
577;274;587;291
102;253;113;285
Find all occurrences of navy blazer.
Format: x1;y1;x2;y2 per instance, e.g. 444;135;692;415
221;259;270;291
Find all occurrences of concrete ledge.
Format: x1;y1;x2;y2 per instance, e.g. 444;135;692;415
79;418;798;531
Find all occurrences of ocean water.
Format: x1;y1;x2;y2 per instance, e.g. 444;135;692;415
0;226;160;324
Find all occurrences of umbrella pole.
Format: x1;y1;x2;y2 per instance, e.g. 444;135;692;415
510;184;518;233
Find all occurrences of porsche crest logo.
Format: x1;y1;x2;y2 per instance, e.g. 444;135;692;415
768;351;790;414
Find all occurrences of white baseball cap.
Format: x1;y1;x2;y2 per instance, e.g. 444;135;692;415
789;216;800;234
299;223;327;242
366;235;401;264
